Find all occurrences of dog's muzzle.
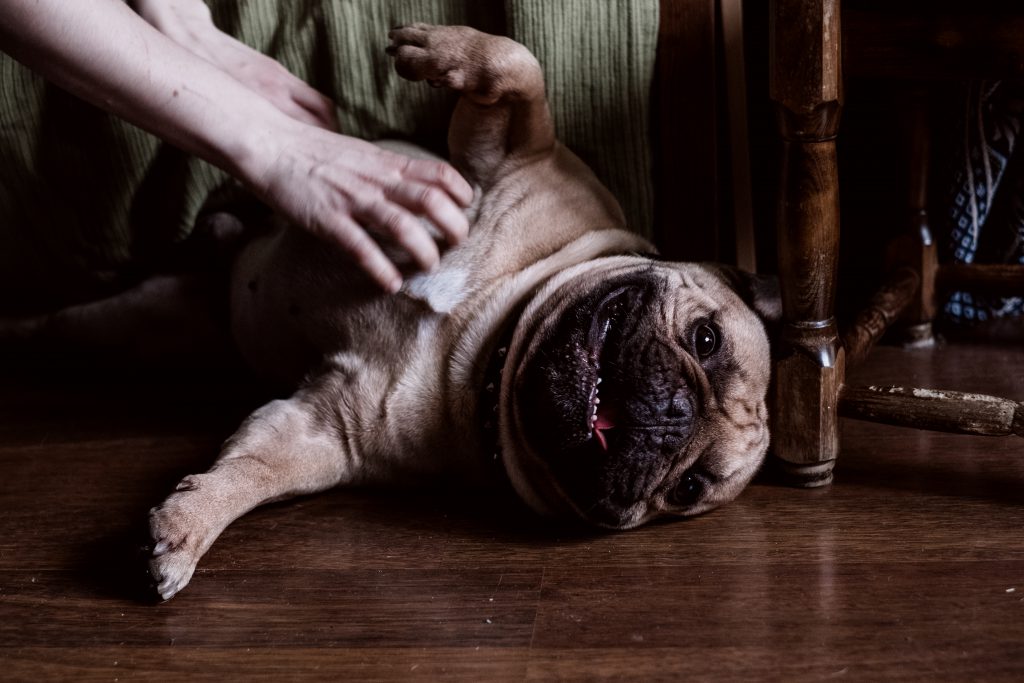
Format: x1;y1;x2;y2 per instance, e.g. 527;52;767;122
512;277;700;527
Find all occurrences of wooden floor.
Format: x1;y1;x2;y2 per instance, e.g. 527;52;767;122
1;341;1022;681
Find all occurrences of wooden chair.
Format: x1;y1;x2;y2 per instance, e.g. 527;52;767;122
768;0;1024;486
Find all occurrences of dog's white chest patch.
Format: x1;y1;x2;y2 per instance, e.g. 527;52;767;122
403;267;469;313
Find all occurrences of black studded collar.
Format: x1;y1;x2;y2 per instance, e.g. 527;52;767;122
478;303;527;479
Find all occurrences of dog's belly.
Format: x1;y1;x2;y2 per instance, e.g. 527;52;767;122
229;228;309;382
228;224;381;385
230;229;473;389
228;141;630;388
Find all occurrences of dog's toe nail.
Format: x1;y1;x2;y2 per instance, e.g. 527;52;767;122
175;477;198;492
157;579;177;600
152;540;170;556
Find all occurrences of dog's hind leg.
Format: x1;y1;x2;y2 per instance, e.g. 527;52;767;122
148;388;352;601
0;271;232;366
0;211;249;367
387;24;555;184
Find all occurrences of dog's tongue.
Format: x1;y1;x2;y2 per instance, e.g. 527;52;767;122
592;406;617;451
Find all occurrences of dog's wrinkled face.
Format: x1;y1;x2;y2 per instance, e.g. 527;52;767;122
499;256;774;529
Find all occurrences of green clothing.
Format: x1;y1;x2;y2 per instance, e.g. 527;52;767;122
0;0;657;309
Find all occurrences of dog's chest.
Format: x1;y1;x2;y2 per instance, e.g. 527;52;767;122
403;266;471;314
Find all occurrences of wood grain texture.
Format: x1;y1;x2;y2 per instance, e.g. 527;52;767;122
769;0;845;483
2;342;1024;679
840;385;1024;437
770;0;841;117
775;139;841;322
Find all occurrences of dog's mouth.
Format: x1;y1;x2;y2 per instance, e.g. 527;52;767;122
581;286;634;451
512;277;698;527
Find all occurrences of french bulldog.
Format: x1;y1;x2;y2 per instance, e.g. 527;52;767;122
3;24;779;601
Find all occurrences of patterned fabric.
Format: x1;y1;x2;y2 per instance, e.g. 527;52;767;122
0;0;657;310
938;81;1024;325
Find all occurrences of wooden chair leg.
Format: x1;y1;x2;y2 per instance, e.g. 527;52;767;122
769;0;844;487
888;87;939;346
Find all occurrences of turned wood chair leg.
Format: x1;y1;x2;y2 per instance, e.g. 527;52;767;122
888;87;939;346
769;0;844;487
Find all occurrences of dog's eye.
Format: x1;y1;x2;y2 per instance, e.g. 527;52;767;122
671;472;704;507
693;323;720;358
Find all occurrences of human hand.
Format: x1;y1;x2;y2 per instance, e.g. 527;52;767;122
134;1;473;290
3;0;471;290
250;122;475;292
134;0;337;130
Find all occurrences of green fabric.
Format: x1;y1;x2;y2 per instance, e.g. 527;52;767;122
0;0;657;309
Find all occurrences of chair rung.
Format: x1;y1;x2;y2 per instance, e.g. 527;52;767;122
839;384;1024;437
936;264;1024;297
842;267;919;368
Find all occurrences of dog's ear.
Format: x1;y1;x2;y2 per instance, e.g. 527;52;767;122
707;265;782;327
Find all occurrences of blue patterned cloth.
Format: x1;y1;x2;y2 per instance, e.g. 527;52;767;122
939;82;1024;325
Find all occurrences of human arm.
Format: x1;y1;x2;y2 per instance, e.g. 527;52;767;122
132;0;337;131
0;0;473;291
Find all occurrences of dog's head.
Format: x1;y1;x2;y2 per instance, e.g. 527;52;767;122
498;256;778;529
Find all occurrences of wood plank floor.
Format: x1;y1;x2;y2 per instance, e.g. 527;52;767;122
1;341;1022;681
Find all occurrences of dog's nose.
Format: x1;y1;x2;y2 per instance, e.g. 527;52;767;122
667;387;694;420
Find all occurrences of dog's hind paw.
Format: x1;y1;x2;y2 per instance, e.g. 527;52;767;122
387;24;472;89
386;23;537;106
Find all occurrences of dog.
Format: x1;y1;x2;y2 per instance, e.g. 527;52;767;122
4;25;779;600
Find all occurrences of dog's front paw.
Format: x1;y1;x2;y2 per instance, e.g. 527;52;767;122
386;24;486;93
148;475;212;601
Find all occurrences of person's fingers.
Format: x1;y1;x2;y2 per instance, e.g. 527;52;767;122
384;180;469;246
353;198;441;273
320;215;404;293
400;157;475;208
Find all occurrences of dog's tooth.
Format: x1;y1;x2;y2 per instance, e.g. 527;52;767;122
594;397;601;405
486;382;496;393
498;346;507;358
597;377;603;385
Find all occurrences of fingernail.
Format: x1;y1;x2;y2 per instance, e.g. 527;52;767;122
388;276;403;294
